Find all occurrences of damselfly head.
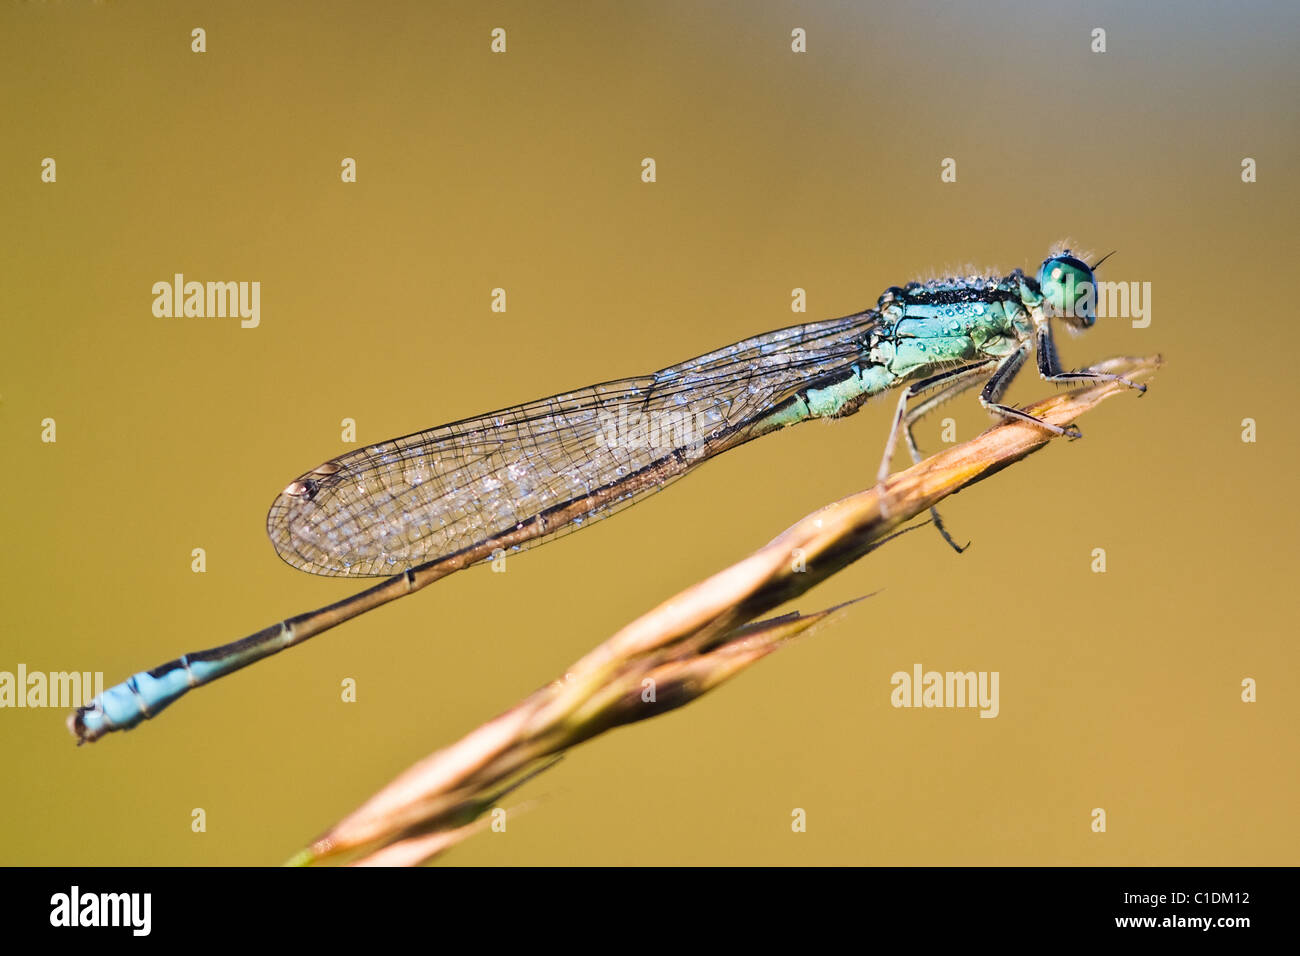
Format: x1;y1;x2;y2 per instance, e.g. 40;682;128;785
1037;251;1097;329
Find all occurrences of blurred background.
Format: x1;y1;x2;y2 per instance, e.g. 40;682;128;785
2;0;1296;865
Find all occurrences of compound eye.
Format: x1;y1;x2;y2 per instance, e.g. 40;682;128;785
1037;255;1096;325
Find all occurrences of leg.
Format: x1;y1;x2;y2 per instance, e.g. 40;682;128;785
1035;324;1148;394
979;341;1081;439
901;369;988;463
899;369;990;554
876;362;991;486
875;362;992;549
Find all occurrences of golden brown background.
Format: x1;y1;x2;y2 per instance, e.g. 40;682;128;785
2;0;1296;865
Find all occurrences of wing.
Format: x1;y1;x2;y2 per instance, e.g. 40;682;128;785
266;312;878;577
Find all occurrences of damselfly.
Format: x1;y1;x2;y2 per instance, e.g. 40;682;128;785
70;248;1145;743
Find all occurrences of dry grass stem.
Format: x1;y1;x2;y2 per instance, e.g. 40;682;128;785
289;354;1161;866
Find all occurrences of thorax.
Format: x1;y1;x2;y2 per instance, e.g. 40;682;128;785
864;272;1035;380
